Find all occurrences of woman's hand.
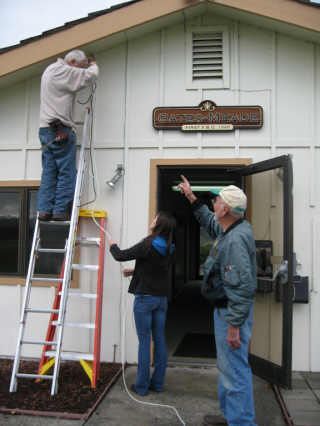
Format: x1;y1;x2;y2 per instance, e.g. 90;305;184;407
123;268;134;277
108;239;116;248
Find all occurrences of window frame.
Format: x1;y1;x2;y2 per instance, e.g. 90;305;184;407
0;181;79;287
185;25;231;90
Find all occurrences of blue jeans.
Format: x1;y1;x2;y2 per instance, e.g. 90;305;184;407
37;126;77;214
214;305;257;426
133;294;168;395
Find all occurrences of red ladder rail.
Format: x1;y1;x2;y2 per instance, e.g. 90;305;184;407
92;216;106;386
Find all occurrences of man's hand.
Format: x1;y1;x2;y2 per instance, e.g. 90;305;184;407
227;325;241;349
87;53;96;65
178;175;197;204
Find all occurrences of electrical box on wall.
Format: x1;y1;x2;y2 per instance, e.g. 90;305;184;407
276;275;309;304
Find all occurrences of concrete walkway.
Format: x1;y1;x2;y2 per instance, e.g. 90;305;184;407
281;371;320;426
1;366;320;425
0;365;285;426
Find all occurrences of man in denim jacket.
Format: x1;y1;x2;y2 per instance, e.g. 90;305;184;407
179;175;257;426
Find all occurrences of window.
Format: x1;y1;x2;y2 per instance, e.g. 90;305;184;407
0;186;37;277
186;26;230;89
0;182;77;286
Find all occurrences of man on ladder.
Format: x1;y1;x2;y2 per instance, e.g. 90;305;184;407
10;50;103;396
38;49;99;222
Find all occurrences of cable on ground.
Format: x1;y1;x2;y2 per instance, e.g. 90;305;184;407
80;83;186;426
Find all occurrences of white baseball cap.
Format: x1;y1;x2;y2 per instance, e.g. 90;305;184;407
210;185;247;212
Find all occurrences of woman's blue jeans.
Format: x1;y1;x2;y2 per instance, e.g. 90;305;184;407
214;305;257;426
133;295;168;395
37;126;77;214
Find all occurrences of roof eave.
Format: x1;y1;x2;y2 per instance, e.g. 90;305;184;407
209;0;320;33
0;0;203;79
0;0;319;81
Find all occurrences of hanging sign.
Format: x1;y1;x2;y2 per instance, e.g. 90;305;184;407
153;100;263;131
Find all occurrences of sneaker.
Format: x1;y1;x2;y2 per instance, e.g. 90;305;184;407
130;384;148;396
202;414;228;426
52;212;70;221
149;385;163;392
38;212;52;222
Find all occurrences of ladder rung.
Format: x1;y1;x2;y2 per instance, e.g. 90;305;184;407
60;292;97;299
16;373;53;380
21;340;57;345
52;321;95;329
76;237;100;246
79;209;107;218
42;220;71;225
31;277;63;282
45;351;94;361
25;308;59;314
37;248;66;253
72;264;99;271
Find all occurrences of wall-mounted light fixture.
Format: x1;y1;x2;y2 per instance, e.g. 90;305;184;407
106;164;124;189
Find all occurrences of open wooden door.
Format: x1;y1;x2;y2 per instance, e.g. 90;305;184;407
235;155;293;388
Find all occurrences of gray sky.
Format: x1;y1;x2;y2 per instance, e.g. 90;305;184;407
1;0;320;49
0;0;128;49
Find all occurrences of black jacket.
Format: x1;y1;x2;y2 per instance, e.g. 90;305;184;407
109;236;175;297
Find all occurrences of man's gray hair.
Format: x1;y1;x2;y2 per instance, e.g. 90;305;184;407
220;201;245;219
228;206;244;219
64;50;87;65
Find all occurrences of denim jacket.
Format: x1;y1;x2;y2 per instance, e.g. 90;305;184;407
193;201;257;327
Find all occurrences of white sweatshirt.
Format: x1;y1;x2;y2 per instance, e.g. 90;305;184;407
39;58;99;128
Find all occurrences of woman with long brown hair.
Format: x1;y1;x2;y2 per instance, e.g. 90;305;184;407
108;211;176;396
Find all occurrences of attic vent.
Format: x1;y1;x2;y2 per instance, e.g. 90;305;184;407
192;32;223;80
186;26;230;89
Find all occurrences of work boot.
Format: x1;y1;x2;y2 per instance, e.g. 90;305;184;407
38;212;52;222
67;200;73;215
202;414;228;425
52;212;70;221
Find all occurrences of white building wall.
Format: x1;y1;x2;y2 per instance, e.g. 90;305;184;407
0;12;319;371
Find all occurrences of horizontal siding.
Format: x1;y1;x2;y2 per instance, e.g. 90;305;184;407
0;13;319;369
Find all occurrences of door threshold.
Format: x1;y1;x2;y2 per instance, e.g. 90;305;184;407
168;359;217;367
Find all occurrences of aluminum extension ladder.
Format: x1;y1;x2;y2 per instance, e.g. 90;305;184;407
9;108;105;395
36;209;106;390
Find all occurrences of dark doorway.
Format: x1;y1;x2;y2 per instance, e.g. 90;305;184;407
152;156;293;388
156;165;243;361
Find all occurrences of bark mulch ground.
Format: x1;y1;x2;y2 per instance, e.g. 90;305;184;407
0;358;122;419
